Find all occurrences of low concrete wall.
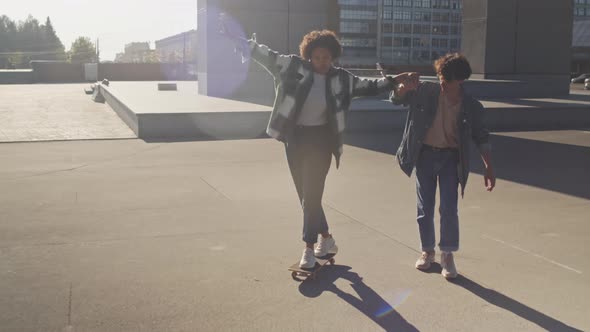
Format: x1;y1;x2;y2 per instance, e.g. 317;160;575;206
25;62;190;83
0;70;33;84
98;63;188;81
31;61;85;83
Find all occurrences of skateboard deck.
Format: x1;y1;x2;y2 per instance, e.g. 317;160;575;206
288;253;336;281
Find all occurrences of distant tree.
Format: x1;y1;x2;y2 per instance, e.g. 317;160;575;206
0;15;66;68
69;37;96;63
42;17;66;61
144;50;161;63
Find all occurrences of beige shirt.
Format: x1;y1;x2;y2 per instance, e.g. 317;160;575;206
296;73;328;126
423;94;462;148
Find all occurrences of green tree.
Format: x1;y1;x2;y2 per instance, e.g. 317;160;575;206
69;37;96;63
0;15;66;68
144;50;161;63
42;17;66;61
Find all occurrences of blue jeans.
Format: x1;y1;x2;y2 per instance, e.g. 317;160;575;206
415;148;460;252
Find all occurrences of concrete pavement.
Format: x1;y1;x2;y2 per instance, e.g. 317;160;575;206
0;130;588;331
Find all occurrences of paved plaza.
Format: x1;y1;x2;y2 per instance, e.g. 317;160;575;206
0;122;588;330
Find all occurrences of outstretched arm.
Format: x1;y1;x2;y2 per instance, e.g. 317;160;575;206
219;15;293;78
389;72;420;105
349;75;396;98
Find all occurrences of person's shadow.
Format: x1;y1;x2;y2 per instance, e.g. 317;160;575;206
298;265;419;332
420;264;584;332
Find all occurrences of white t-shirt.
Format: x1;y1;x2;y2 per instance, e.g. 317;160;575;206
296;73;328;126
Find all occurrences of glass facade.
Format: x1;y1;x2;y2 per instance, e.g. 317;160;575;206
338;0;463;66
575;0;590;19
380;0;462;65
338;0;379;60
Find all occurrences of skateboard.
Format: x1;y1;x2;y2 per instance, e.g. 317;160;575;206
288;253;336;281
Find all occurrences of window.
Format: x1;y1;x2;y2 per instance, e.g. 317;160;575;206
451;25;460;35
384;0;393;5
340;38;377;47
338;0;378;5
392;50;409;63
403;37;411;47
403;0;412;7
340;9;378;20
403;11;412;20
414;11;432;21
340;21;375;33
450;39;459;50
394;23;412;33
413;24;430;34
383;23;393;33
382;36;393;47
433;25;449;35
383;10;393;19
413;37;430;47
412;50;429;62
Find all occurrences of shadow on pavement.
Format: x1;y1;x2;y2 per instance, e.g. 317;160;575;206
417;263;583;331
298;265;418;332
344;132;590;200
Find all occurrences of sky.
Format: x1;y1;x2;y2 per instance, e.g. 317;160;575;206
2;0;198;61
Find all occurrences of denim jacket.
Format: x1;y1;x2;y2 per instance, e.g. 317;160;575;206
391;81;491;196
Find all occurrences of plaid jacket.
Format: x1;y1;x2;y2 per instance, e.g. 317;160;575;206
244;39;395;168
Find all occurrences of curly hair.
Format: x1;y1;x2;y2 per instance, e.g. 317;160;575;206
434;53;472;82
299;30;342;60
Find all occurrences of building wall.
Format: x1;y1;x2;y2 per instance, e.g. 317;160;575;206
155;30;198;64
197;0;332;102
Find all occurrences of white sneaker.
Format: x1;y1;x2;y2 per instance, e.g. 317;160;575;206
415;250;435;270
441;252;458;279
299;248;316;269
314;235;338;257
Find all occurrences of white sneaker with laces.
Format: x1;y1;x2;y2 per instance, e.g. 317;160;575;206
314;235;338;257
299;248;316;269
441;251;458;279
415;250;435;270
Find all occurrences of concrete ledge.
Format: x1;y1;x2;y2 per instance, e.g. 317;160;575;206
98;81;590;141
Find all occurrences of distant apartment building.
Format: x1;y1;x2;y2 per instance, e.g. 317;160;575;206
155;30;198;64
336;0;462;67
574;0;590;19
338;0;380;66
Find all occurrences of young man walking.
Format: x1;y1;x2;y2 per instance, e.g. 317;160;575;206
391;54;496;279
